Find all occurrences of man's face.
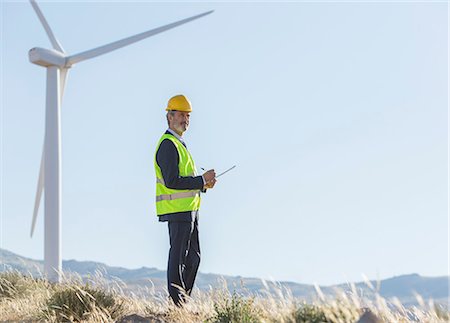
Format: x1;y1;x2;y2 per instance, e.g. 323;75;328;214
169;110;190;134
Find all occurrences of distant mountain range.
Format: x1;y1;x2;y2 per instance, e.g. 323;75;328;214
1;248;448;307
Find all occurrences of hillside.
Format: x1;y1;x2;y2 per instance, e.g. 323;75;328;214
1;248;448;307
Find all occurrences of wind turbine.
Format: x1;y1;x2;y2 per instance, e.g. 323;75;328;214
28;0;213;283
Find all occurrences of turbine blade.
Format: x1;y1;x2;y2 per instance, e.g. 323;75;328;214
31;67;66;238
31;145;45;237
29;0;65;53
66;10;214;65
59;68;69;101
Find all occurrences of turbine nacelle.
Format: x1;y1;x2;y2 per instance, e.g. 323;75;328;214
29;47;67;68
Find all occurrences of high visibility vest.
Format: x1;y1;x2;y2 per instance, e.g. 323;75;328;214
154;134;201;216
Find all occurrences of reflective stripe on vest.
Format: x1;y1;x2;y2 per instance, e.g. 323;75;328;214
155;172;195;186
156;190;200;202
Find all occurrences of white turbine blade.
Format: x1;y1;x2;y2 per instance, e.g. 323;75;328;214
30;0;65;53
31;145;45;237
31;67;67;238
59;68;69;101
66;10;214;65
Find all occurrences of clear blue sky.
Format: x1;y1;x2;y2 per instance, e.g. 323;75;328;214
1;1;448;286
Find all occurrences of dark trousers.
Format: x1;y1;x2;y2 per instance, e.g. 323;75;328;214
167;218;200;305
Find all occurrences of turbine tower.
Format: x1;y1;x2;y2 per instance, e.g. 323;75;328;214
28;0;213;283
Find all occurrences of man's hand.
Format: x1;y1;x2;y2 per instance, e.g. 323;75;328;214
203;169;216;182
202;169;216;190
204;178;217;189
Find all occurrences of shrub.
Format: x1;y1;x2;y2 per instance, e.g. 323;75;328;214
44;283;124;321
293;303;330;323
434;304;450;321
210;292;261;323
0;272;33;300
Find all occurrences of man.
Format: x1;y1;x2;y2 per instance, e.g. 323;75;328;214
154;94;216;306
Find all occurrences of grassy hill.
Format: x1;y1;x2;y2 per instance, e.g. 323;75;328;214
1;248;448;307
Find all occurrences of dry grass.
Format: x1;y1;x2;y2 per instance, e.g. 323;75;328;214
0;270;448;322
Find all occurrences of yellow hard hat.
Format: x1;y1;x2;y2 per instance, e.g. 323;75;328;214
166;94;192;112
